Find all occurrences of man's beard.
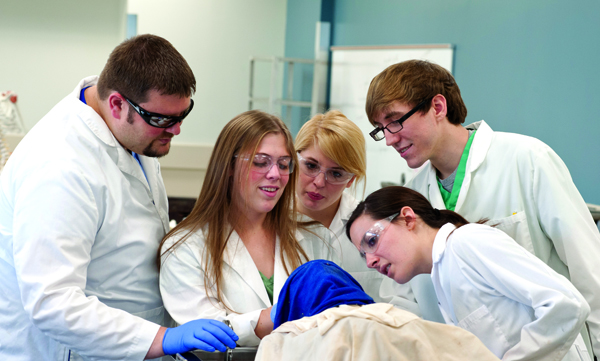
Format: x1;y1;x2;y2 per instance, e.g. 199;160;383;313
127;110;171;158
143;139;170;158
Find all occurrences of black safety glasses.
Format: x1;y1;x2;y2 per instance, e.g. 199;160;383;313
123;95;194;128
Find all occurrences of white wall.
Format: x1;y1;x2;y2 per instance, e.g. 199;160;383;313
2;0;288;198
0;0;127;130
127;0;287;197
127;0;288;145
127;0;288;197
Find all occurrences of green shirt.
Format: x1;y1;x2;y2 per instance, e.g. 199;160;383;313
437;130;477;211
259;271;274;304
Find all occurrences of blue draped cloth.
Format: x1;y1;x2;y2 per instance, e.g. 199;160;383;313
273;260;374;329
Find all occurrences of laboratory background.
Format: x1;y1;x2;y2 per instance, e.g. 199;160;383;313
1;0;599;213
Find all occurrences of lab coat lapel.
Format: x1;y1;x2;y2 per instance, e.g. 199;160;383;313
454;121;493;214
273;236;287;305
72;77;169;234
139;156;170;233
223;231;272;306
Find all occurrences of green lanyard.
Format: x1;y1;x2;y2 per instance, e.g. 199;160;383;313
437;130;476;211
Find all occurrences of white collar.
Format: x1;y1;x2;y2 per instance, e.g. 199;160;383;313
431;223;457;265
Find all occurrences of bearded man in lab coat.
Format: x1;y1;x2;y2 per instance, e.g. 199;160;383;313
0;35;238;360
365;59;600;359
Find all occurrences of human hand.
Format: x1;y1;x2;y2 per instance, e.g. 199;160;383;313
162;319;239;355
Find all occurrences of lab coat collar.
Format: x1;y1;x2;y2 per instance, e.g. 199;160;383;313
71;78;162;203
430;223;460;324
426;120;494;212
431;223;457;265
463;120;493;175
70;76;119;148
329;192;359;236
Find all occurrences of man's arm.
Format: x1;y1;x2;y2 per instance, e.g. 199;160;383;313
530;143;600;357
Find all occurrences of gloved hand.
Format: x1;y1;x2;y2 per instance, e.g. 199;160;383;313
162;319;239;355
270;304;277;323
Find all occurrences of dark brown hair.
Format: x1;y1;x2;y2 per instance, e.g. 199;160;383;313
97;34;196;102
366;60;467;126
346;186;469;240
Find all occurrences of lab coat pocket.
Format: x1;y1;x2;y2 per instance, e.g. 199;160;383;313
569;334;592;361
487;211;535;255
457;304;510;358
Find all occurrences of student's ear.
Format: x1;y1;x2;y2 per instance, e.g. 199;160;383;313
108;92;127;120
431;94;448;122
345;175;357;189
400;206;417;230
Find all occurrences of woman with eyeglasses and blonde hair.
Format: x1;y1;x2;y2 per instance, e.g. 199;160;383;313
294;110;386;301
159;110;327;346
346;186;591;361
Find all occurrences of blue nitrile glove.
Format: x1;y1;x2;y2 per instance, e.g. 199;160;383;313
162;319;239;355
270;304;277;323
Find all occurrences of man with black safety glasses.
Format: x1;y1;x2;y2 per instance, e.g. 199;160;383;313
0;34;239;361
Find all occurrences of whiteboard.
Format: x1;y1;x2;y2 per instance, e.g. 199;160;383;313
329;45;454;198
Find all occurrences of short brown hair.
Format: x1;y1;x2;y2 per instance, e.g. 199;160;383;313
365;60;467;125
97;34;196;102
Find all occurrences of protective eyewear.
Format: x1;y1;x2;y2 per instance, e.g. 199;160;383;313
360;212;400;256
123;95;194;128
297;153;355;185
369;98;430;141
236;154;294;175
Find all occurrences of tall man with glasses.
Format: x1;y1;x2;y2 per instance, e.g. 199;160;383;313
0;34;238;360
365;59;600;359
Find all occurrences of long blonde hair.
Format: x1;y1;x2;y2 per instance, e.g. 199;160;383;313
160;110;308;307
295;110;366;195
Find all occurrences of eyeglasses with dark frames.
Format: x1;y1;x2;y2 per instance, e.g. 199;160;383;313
369;98;431;141
123;95;194;128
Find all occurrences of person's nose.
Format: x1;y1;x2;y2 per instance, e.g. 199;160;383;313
265;163;281;180
312;171;326;188
165;121;182;136
384;129;400;147
365;253;379;269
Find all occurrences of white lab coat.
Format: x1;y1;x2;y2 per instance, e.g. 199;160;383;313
160;226;329;346
432;223;590;361
314;191;386;302
403;120;600;356
0;77;168;360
